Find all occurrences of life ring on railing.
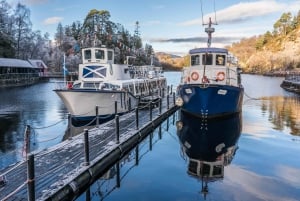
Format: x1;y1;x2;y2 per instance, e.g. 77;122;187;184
191;72;199;81
216;72;225;81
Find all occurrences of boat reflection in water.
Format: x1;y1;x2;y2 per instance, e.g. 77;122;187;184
176;111;242;198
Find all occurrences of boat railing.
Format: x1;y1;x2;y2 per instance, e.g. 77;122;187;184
0;73;39;80
285;72;300;83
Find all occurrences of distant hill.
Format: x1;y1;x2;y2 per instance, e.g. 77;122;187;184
227;11;300;74
155;52;185;71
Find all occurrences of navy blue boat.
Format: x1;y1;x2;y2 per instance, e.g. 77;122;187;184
176;18;244;118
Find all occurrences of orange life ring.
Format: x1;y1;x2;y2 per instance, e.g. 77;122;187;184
216;72;225;81
191;72;199;81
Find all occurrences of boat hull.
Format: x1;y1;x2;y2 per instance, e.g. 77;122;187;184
54;89;138;126
177;84;244;118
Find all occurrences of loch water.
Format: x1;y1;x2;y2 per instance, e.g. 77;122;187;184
1;72;300;200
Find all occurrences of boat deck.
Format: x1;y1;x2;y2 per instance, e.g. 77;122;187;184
0;95;178;200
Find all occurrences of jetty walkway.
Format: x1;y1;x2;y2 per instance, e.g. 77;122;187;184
0;94;178;200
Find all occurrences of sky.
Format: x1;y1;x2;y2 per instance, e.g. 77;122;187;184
9;0;300;56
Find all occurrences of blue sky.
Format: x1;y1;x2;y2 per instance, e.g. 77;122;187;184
10;0;300;55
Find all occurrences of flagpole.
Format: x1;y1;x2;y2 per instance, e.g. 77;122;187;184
63;53;66;85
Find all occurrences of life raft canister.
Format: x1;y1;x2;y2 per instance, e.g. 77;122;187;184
191;71;199;81
216;72;225;81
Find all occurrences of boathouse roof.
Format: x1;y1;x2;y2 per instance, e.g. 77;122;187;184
28;59;48;69
189;47;228;54
0;58;35;68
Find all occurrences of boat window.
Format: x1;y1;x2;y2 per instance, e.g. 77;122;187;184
108;51;113;60
83;82;100;89
191;55;200;66
84;50;91;60
202;54;213;65
95;50;104;59
216;55;225;65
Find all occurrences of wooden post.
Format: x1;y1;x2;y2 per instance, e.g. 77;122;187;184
135;107;139;130
173;92;175;106
67;113;72;138
115;115;120;144
159;98;162;115
128;97;131;111
167;94;170;109
114;101;118;116
27;154;35;201
149;102;152;121
23;125;31;158
84;129;90;166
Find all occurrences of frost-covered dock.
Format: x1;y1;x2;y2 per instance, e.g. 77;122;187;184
0;95;178;201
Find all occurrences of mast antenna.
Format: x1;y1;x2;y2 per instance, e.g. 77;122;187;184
200;0;218;47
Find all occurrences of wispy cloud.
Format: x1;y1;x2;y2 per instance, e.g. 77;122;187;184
149;36;241;44
179;1;285;26
43;17;63;25
21;0;48;5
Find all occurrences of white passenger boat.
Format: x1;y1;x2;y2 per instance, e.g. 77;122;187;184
54;46;167;126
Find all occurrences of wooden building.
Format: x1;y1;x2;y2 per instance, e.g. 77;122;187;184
0;58;47;87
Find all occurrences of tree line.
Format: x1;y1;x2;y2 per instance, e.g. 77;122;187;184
228;11;300;73
0;1;157;73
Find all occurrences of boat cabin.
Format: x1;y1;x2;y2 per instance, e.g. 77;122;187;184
189;47;228;67
82;46;114;64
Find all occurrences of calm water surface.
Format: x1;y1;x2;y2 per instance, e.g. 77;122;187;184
1;73;300;200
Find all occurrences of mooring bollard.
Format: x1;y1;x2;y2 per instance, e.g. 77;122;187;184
27;154;35;201
95;105;99;126
135;107;139;130
84;129;90;166
115;115;120;143
170;84;173;94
